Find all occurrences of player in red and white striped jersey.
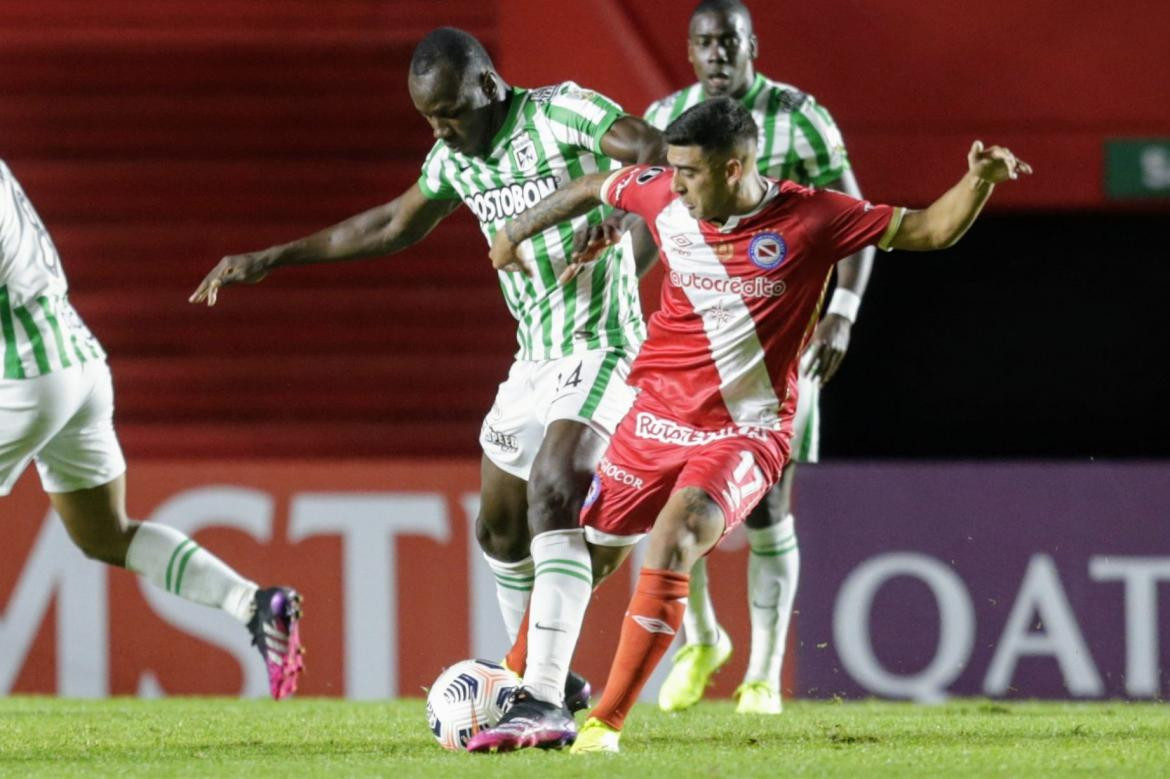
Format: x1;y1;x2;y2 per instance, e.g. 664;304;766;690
480;97;1029;753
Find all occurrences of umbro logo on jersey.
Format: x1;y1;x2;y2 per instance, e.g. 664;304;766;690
632;615;676;635
670;234;693;249
748;231;788;270
636;167;665;185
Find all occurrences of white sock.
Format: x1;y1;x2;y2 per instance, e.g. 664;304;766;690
483;553;534;643
683;556;721;646
743;515;800;690
522;529;592;705
126;522;258;624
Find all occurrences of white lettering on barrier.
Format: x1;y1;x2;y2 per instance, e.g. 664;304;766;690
984;554;1103;696
833;552;975;702
1088;556;1170;697
288;493;449;700
139;487;275;698
0;510;108;697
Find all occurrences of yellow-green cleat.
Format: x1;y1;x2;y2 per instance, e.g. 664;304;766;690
657;628;733;711
569;717;621;754
734;681;783;714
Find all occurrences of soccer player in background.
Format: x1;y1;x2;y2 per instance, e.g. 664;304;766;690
643;0;875;714
477;98;1029;752
0;160;304;700
191;28;664;712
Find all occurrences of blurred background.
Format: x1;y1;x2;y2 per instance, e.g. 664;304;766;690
3;1;1168;702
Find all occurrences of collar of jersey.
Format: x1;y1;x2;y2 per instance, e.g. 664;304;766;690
737;73;767;106
714;179;780;233
699;73;766;105
487;87;528;156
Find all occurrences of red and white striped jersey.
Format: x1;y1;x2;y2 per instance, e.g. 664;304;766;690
602;164;903;435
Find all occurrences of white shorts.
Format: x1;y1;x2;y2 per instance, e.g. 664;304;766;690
0;360;127;496
479;348;637;480
791;370;820;464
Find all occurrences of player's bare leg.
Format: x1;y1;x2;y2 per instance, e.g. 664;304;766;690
576;487;726;753
469;419;604;752
49;475;304;699
476;456;534;644
735;462;800;714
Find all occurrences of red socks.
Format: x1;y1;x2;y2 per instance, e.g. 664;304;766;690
504;607;529;676
592;568;689;730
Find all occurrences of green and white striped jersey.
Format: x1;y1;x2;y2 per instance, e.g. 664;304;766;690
645;73;850;186
418;82;645;361
0;160;104;380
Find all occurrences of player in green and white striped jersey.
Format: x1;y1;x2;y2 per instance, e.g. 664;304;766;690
0;162;104;380
192;28;666;718
1;159;305;698
647;0;876;716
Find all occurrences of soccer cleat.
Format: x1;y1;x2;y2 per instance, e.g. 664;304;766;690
466;687;577;752
657;627;733;711
247;587;305;700
734;681;783;715
500;660;592;715
564;670;592;714
569;717;621;754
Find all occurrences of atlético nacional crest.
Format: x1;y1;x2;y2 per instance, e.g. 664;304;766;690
748;231;788;270
513;138;538;172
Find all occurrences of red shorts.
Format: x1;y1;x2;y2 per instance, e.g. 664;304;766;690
580;397;790;546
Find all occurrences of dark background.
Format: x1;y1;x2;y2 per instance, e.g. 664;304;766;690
822;211;1170;458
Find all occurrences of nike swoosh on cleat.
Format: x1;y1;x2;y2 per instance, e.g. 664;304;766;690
534;622;567;633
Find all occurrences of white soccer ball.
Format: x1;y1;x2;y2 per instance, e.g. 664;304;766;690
425;658;519;750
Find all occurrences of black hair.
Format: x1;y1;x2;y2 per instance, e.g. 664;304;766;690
664;97;758;156
410;27;493;79
690;0;753;28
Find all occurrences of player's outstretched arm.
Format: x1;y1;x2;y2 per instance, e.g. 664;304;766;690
889;141;1032;252
570;117;667;266
190;183;459;306
489;171;611;276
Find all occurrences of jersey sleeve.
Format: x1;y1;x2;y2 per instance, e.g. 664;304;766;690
806;188;905;261
416;143;460;200
540;82;624;157
643;96;672;130
791;96;850;187
600;164;671;220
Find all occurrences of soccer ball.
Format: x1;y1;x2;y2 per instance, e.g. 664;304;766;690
425;659;518;750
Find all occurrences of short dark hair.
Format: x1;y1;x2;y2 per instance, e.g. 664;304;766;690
410;27;493;79
664;97;758;156
691;0;753;29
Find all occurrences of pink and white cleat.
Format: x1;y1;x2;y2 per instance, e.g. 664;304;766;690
247;587;304;700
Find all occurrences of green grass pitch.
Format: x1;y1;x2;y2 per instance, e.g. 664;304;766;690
1;697;1168;777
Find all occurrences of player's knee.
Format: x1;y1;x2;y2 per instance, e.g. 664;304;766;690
648;488;723;570
526;464;588;533
475;512;529;562
71;529;130;567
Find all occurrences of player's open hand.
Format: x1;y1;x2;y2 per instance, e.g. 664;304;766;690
968;141;1033;185
189;253;271;306
803;313;852;385
489;228;530;276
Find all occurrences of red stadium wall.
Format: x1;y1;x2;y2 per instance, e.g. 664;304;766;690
499;0;1170;209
